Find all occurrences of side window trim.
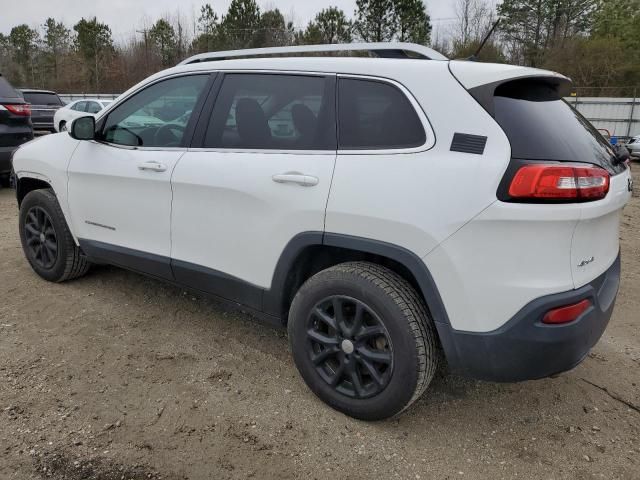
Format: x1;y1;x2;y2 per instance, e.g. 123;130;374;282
190;71;338;153
95;72;216;151
336;74;435;155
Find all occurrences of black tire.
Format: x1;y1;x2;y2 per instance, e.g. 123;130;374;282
19;189;90;282
288;262;439;420
0;175;10;188
59;121;67;132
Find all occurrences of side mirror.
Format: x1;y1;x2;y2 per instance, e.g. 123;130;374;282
69;116;96;141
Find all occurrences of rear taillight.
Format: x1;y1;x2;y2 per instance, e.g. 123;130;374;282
542;299;592;324
2;104;31;116
508;164;610;201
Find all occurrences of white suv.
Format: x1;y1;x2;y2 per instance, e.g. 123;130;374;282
11;43;632;420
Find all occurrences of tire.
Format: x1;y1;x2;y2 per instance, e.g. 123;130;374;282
19;189;90;282
0;175;10;188
59;121;67;132
288;261;439;420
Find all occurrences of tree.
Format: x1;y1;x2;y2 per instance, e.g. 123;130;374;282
354;0;432;44
301;7;352;44
43;18;71;81
450;0;502;61
592;0;640;50
149;19;177;66
220;0;261;49
354;0;396;42
498;0;598;67
192;3;221;52
74;17;114;90
8;25;40;85
394;0;431;44
253;9;294;47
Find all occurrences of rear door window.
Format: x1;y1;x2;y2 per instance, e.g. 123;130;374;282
86;101;102;114
203;74;335;150
493;80;625;174
337;78;426;150
22;92;63;106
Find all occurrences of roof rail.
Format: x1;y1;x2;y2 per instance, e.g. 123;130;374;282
178;42;448;65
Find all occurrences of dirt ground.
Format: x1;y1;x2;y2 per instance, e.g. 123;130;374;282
0;168;638;480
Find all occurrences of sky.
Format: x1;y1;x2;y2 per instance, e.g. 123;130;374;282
0;0;458;42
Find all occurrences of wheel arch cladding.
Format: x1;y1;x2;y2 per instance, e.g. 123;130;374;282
265;232;451;331
16;177;54;206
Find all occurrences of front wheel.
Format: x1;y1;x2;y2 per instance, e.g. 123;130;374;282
59;121;67;132
19;189;90;282
288;262;439;420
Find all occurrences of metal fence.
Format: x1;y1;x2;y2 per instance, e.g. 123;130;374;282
566;95;639;142
59;93;121;103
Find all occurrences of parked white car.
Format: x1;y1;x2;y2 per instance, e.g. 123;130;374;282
53;99;113;132
11;43;633;420
626;135;640;158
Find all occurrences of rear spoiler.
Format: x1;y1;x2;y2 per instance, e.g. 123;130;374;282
449;61;572;116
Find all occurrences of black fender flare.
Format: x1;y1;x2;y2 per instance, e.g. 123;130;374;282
263;232;451;329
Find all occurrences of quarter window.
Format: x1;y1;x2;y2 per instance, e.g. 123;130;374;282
338;78;426;150
204;74;335;150
101;75;209;148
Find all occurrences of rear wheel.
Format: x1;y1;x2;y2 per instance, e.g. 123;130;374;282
19;189;90;282
288;262;439;420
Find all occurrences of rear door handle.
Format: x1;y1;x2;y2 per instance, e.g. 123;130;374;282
272;172;319;187
138;161;167;172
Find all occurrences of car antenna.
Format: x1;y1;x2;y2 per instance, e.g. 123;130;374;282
467;18;501;62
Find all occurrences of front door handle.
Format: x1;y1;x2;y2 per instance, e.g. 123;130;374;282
138;161;167;172
272;172;319;187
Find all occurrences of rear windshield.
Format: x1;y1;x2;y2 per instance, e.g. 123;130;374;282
0;76;20;98
22;92;63;106
493;80;623;173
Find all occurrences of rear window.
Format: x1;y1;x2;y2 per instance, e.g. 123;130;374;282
338;78;426;150
0;76;20;99
493;80;623;173
22;92;63;106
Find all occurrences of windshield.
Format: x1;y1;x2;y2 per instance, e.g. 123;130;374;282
22;92;63;106
493;80;625;174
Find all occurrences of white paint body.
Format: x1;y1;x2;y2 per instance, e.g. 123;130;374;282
12;54;631;333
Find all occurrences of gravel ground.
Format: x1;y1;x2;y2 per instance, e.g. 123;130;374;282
0;167;639;480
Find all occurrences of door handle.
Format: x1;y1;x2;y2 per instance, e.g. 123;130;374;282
272;172;319;187
138;161;167;172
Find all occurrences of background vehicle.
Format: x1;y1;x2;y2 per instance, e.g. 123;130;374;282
54;99;113;132
18;89;64;133
0;74;33;187
10;43;632;420
626;135;640;158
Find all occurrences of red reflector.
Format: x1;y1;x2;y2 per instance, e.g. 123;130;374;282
508;164;609;201
542;299;592;324
3;103;31;116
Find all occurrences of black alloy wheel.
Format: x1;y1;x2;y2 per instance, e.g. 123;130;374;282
23;206;58;269
19;189;90;282
307;295;393;399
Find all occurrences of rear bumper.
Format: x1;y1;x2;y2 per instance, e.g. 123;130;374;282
436;253;620;382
